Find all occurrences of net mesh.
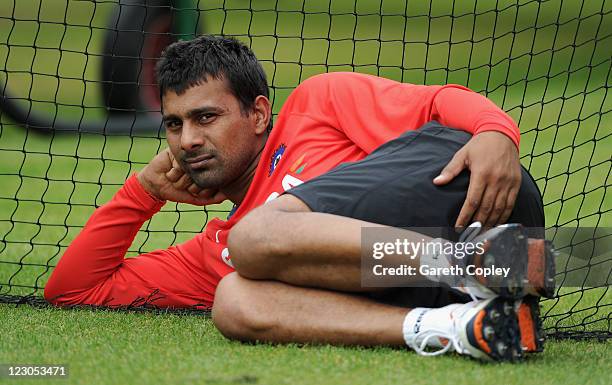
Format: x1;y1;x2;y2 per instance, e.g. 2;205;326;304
0;0;609;339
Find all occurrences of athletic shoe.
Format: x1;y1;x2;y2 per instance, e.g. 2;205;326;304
516;295;545;353
406;297;532;362
452;223;556;299
526;239;556;298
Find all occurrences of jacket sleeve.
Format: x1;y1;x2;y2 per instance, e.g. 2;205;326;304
285;72;520;153
44;175;213;308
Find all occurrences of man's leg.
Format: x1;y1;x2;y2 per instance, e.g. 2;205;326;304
213;273;406;346
230;194;431;292
213;272;527;361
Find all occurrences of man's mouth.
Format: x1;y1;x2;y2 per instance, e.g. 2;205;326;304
184;154;214;170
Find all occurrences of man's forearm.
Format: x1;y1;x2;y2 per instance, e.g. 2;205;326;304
44;175;165;304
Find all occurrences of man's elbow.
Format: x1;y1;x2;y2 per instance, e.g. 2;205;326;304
43;274;63;305
44;269;80;307
228;206;287;279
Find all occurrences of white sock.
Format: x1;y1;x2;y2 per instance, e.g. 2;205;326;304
402;304;462;350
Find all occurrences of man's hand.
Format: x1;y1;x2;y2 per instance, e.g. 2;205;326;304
433;131;521;228
137;148;227;206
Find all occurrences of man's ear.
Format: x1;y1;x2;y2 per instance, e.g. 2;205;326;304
252;95;271;135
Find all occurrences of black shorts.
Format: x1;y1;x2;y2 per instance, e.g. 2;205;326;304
285;121;545;308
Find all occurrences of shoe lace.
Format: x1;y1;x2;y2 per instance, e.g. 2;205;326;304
456;283;480;302
409;307;470;357
409;327;464;356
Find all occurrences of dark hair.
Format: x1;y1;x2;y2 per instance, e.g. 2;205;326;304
156;35;269;116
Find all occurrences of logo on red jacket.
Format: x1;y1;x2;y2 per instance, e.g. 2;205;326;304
268;143;287;176
288;153;307;175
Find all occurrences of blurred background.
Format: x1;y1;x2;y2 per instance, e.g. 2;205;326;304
0;0;609;336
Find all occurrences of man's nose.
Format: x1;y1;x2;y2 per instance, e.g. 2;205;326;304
180;123;205;152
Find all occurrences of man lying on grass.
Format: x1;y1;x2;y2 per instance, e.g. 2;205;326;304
44;35;555;362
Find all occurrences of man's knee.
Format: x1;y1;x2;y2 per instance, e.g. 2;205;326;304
227;205;282;279
228;194;309;279
212;273;274;341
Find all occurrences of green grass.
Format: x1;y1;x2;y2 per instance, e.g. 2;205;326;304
0;304;610;385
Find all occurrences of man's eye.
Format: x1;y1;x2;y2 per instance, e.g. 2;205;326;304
199;113;216;124
165;120;181;130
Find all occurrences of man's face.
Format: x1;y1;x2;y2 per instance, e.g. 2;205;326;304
162;77;263;190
